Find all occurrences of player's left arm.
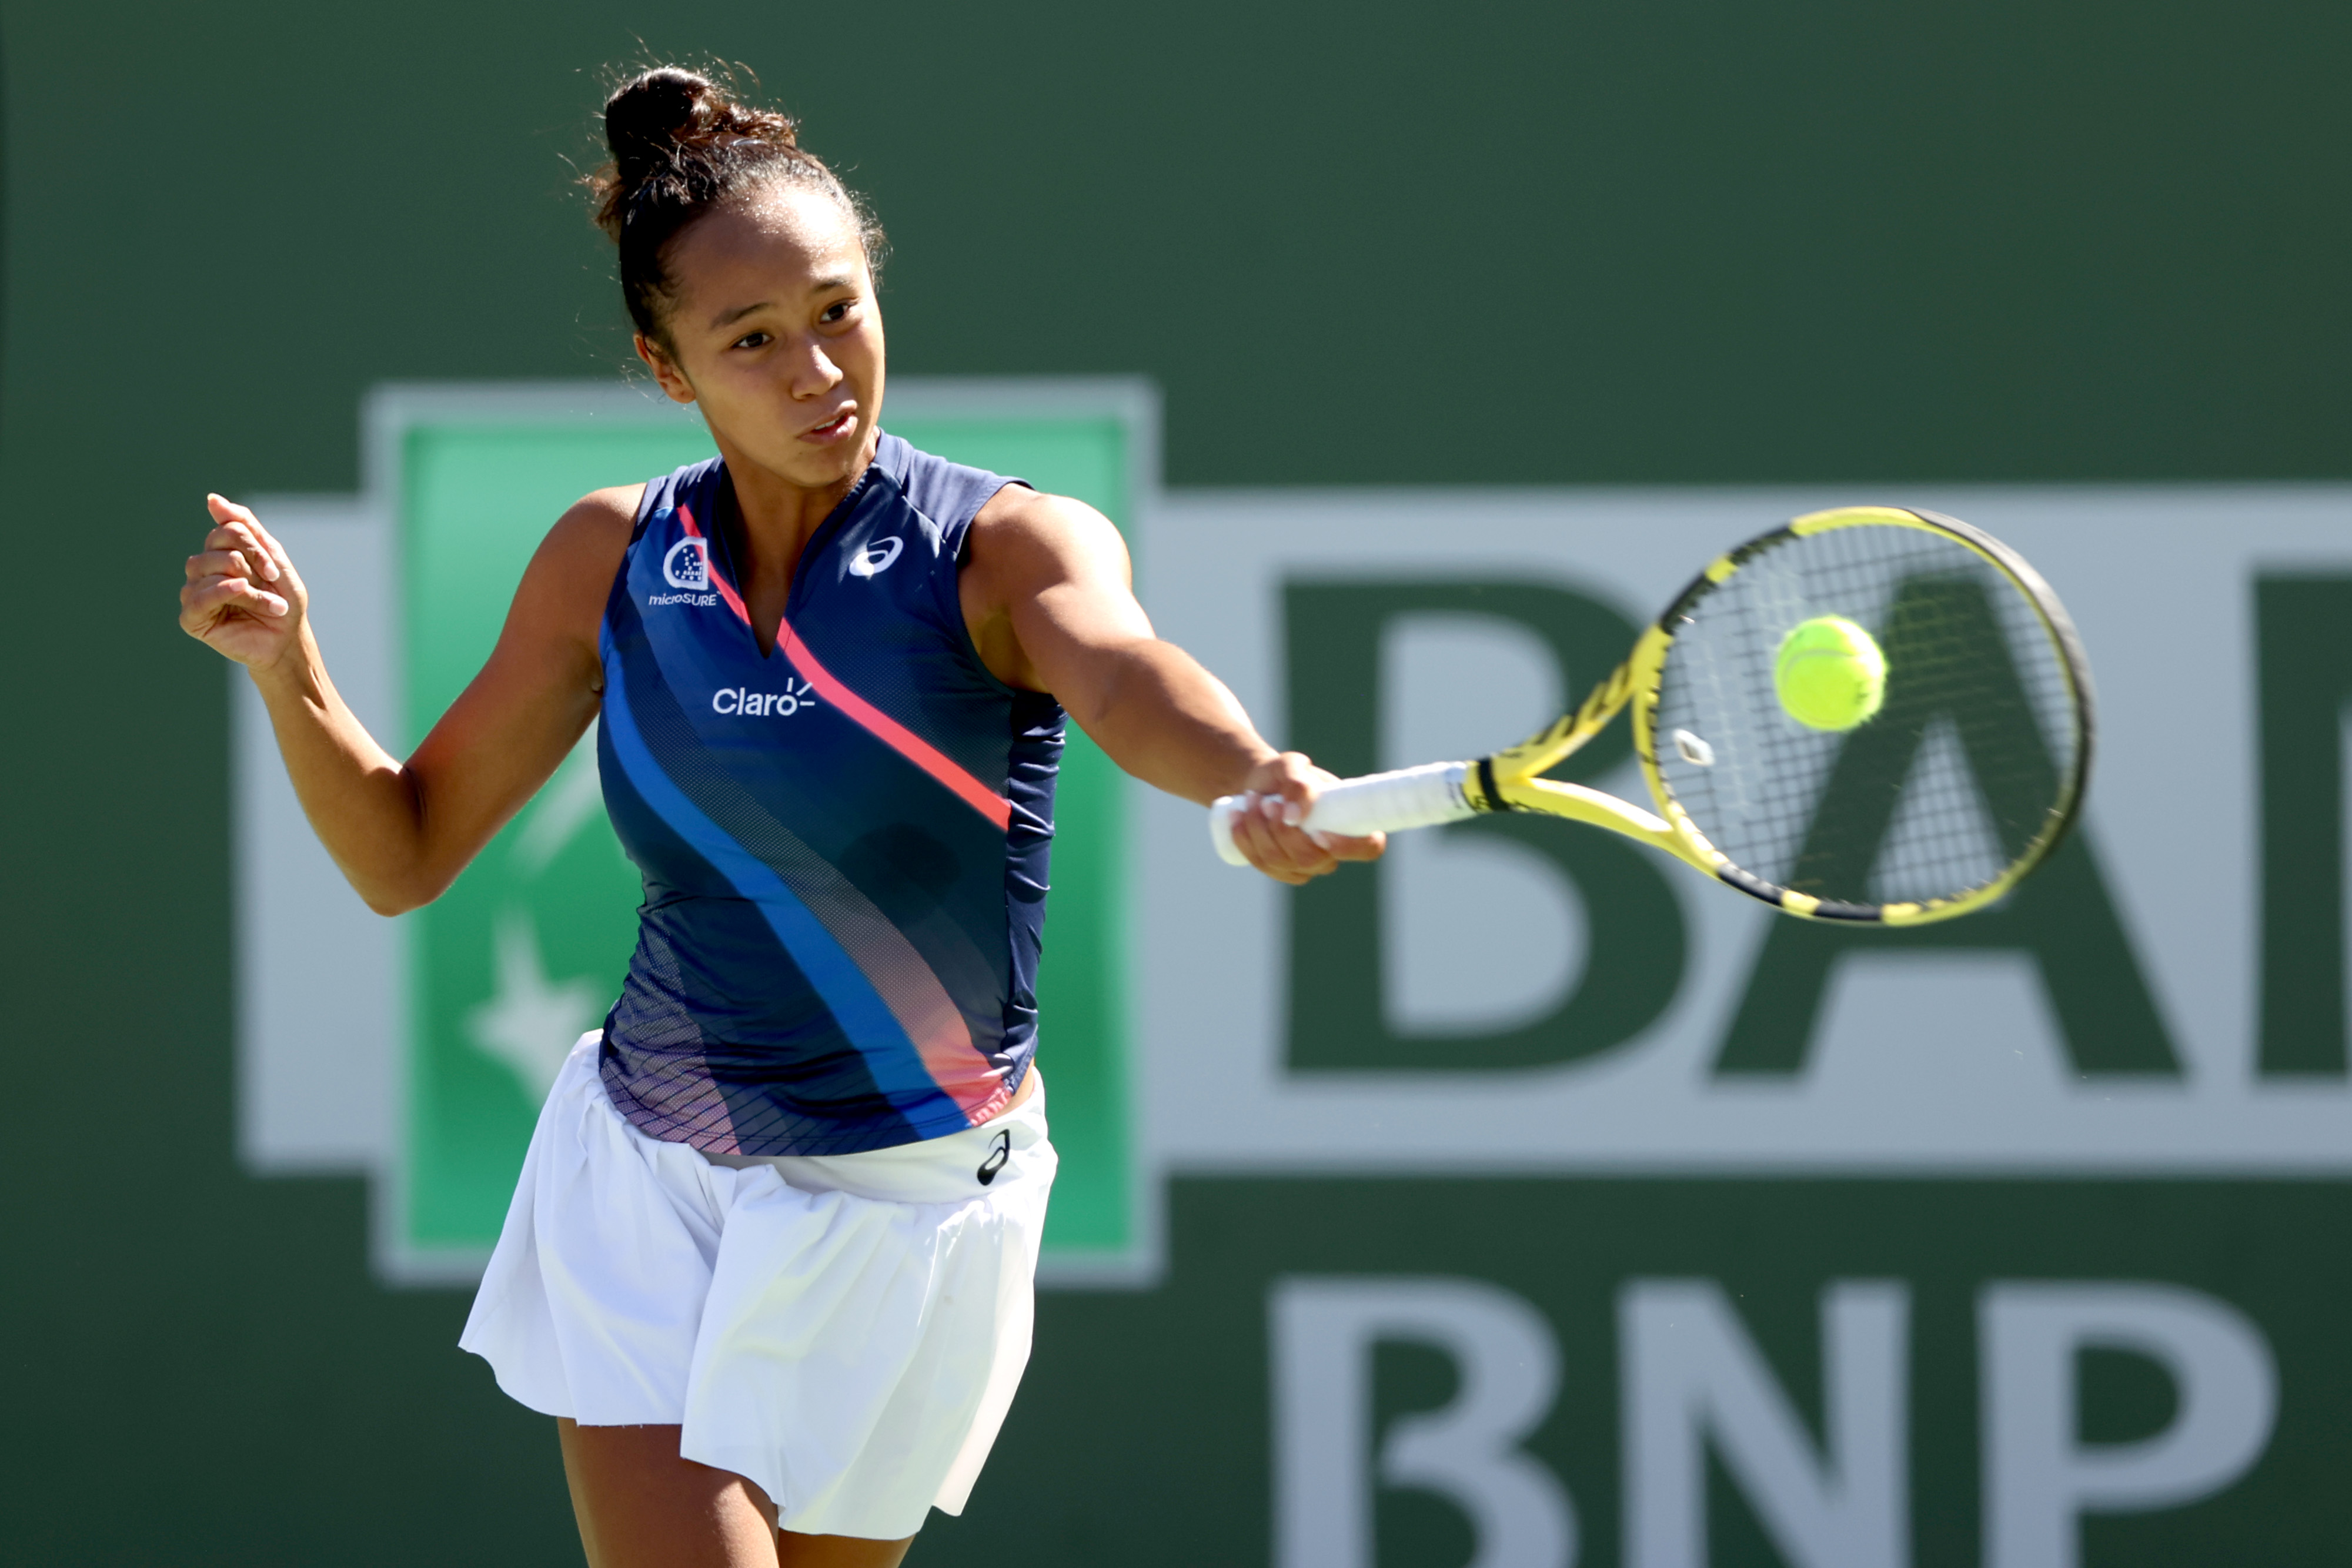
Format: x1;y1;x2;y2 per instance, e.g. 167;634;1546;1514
960;486;1381;884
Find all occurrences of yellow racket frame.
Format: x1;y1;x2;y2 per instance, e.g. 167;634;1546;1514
1451;506;2093;925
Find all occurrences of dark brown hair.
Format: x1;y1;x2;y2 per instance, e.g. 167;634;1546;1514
586;66;884;346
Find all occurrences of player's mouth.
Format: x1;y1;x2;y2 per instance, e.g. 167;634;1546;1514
801;408;858;444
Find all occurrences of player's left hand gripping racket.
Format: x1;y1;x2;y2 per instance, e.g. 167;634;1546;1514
1210;507;2094;925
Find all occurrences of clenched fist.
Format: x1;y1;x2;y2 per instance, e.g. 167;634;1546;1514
180;494;308;672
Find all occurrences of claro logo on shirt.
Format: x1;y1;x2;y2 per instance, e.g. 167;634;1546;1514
713;681;820;717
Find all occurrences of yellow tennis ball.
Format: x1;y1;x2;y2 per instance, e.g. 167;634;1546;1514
1775;616;1887;731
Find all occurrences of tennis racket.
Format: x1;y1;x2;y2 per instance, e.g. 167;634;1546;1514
1210;506;2094;925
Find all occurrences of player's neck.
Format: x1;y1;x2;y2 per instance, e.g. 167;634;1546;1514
717;427;879;594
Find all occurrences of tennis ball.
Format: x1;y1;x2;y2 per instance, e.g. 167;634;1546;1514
1775;616;1887;731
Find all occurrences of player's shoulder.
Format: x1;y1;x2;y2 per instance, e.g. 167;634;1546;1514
540;484;642;563
519;484;642;612
971;484;1120;550
963;486;1131;604
553;484;644;541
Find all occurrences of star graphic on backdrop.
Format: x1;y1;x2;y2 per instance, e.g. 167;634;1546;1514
467;910;606;1100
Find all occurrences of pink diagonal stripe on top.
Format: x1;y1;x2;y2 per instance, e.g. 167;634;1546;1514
779;613;1015;831
674;504;751;625
666;507;1007;1122
675;502;1013;831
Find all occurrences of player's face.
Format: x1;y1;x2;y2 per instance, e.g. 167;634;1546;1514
639;183;885;495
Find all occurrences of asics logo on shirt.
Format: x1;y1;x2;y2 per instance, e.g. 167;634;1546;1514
848;537;904;578
663;537;711;590
713;681;819;718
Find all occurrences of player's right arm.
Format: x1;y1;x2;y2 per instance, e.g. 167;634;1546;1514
179;487;639;915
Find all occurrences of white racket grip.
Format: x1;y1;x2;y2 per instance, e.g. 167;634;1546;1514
1208;761;1475;867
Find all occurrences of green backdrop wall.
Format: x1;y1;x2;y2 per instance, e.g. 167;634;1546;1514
5;3;2351;1563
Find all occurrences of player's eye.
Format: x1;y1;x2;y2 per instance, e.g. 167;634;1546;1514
820;300;858;325
730;330;771;351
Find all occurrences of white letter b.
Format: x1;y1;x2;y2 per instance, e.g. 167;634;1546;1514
1271;1275;1575;1568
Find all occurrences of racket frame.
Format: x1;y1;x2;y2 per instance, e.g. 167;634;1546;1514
1457;506;2095;925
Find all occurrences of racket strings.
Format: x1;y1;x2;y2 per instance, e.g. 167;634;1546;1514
1651;522;2080;908
1793;573;2062;900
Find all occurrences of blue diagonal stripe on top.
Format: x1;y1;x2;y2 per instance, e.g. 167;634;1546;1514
597;649;961;1123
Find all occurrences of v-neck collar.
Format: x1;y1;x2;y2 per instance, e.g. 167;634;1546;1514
703;454;892;661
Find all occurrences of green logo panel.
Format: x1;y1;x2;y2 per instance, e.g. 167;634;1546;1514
392;390;1138;1278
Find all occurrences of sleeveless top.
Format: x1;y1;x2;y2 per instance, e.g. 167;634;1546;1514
593;434;1063;1156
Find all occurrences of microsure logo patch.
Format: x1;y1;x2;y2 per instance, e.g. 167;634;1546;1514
652;537;718;607
663;536;710;589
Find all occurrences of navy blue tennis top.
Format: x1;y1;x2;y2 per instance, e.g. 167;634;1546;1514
594;435;1060;1156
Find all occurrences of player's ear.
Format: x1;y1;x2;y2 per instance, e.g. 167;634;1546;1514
634;333;697;405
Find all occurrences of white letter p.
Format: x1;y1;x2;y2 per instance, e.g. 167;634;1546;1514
1980;1282;2276;1568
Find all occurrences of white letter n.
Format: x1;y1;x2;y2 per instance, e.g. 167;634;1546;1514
1622;1279;1910;1568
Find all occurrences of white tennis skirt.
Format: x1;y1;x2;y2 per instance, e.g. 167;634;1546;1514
459;1033;1057;1540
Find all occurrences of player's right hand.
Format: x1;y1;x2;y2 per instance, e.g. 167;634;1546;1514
1224;751;1387;885
181;494;308;672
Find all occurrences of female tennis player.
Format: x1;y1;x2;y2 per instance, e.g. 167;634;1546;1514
179;66;1377;1568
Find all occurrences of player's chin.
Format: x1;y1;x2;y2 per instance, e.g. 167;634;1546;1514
756;429;863;487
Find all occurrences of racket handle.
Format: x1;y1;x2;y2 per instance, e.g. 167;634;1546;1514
1208;762;1475;867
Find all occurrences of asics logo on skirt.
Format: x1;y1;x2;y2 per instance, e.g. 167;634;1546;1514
977;1129;1011;1186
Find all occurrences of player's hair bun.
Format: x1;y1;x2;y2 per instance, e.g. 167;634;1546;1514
599;67;799;194
586;65;879;345
593;68;801;236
